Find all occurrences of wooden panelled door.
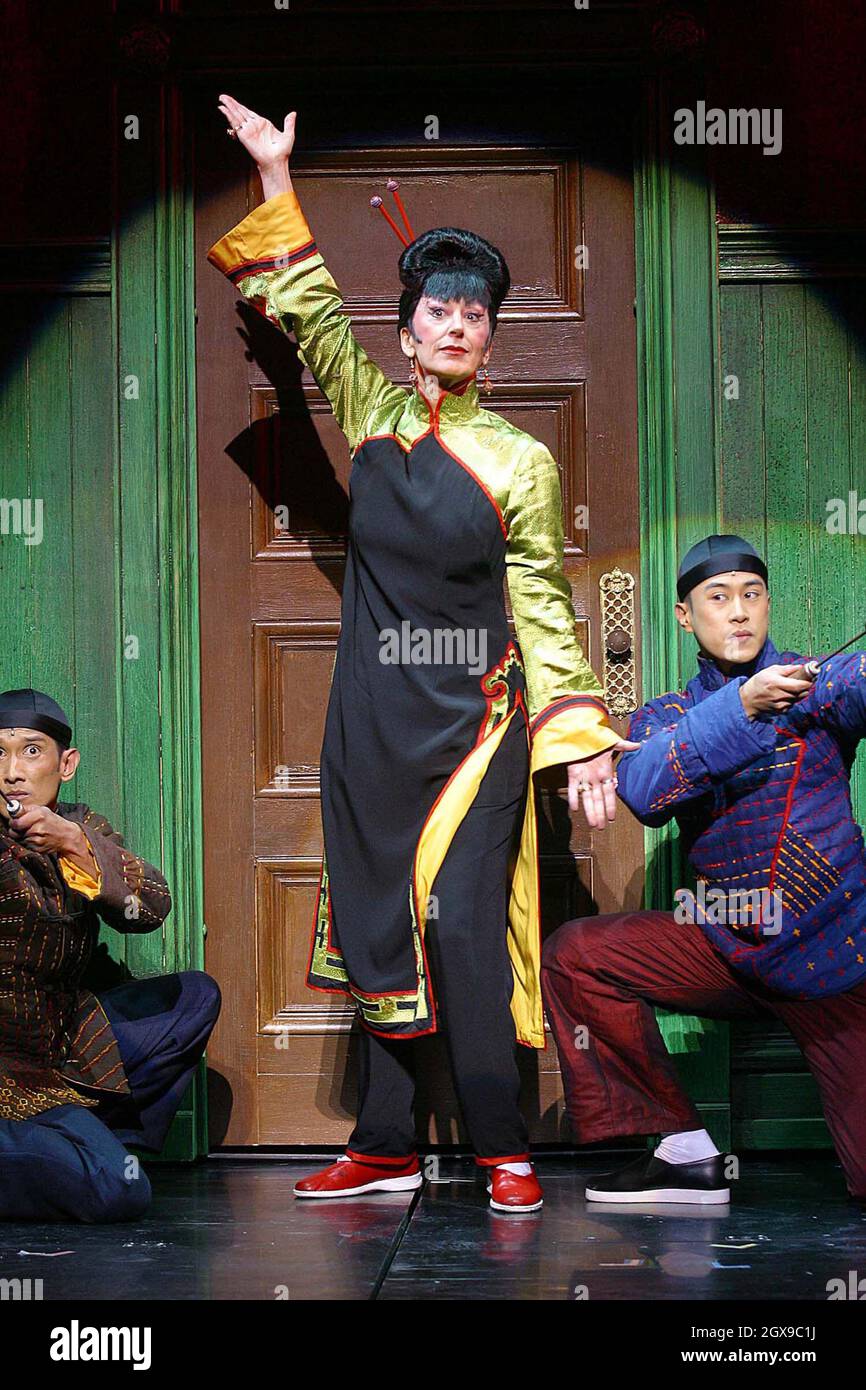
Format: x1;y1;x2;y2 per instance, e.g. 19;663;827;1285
195;91;643;1146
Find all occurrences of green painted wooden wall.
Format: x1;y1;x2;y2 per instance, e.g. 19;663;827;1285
0;210;205;1160
634;79;866;1155
0;283;121;831
718;242;866;1148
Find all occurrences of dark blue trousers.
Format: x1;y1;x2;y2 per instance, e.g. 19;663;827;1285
0;970;220;1223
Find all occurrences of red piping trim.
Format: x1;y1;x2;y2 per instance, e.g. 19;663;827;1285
526;690;544;1043
351;395;508;541
431;424;508;541
224;241;318;281
305;858;325;986
304;839;437;1023
529;694;609;737
476;640;525;747
410;853;439;1031
411;707;519;945
768;730;807;901
360;1019;439;1041
305;979;350;996
305;856;341;982
351;427;433;458
351;983;422;1000
407;693;527;1031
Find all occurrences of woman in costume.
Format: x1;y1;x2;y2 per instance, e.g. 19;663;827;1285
208;95;636;1212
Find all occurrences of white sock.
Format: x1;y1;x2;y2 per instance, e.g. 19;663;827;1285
654;1128;719;1164
496;1161;532;1176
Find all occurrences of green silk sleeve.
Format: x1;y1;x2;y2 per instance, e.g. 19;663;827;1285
505;438;611;731
208;190;406;451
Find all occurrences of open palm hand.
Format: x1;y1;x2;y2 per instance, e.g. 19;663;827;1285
218;93;296;168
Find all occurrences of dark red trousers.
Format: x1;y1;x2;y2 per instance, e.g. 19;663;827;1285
541;911;866;1198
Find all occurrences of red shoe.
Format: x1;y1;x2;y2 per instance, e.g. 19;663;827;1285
293;1154;422;1199
485;1165;544;1213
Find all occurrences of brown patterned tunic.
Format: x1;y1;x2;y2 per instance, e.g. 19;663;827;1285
0;802;172;1121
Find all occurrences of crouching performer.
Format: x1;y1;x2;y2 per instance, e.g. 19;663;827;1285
542;535;866;1205
0;688;221;1222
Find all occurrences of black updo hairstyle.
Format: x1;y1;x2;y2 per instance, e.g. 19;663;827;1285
397;227;511;342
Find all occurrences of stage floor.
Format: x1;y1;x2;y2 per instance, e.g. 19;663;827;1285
2;1152;865;1301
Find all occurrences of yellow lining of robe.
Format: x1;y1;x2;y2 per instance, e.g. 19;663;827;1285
514;701;620;1046
206;190;312;277
412;707;522;1030
530;701;620;773
413;699;619;1051
58;832;102;899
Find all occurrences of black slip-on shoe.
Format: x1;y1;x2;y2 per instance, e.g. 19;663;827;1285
584;1149;730;1205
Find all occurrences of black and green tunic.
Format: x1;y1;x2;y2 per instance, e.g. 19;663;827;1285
208;189;618;1048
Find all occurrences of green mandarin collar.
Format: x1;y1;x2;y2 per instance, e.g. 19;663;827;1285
409;377;482;428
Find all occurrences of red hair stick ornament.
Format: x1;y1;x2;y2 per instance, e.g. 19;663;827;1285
370;177;416;246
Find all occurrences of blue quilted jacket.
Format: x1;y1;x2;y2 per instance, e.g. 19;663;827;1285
617;636;866;997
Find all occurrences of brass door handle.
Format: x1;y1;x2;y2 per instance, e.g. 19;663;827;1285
599;568;638;717
605;626;632;658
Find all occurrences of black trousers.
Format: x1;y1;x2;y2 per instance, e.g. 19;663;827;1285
346;710;531;1164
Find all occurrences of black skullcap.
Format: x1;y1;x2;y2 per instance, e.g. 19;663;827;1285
0;688;72;749
677;534;768;601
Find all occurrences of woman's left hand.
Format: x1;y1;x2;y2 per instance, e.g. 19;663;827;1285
567;738;640;828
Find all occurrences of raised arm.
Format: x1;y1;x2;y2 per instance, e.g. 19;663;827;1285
207;96;406;451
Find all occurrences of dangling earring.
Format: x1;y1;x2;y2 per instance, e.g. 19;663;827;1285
409;355;418;387
479;365;492;395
